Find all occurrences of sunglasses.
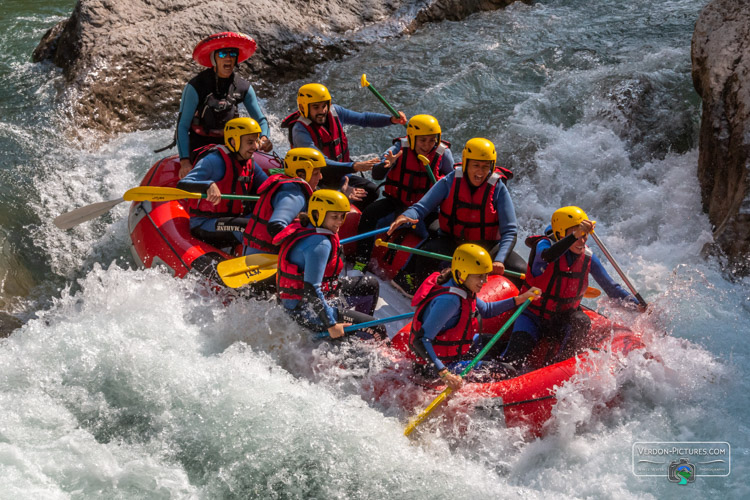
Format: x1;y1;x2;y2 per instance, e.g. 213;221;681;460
216;49;239;59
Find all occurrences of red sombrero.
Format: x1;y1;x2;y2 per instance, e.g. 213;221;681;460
192;31;257;67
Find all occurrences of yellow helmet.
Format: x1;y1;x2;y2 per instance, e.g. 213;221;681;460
452;243;493;284
406;114;441;150
224;117;262;153
297;83;332;118
461;137;496;169
551;206;588;241
283;148;326;182
308;189;350;227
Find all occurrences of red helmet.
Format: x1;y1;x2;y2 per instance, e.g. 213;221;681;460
192;32;257;67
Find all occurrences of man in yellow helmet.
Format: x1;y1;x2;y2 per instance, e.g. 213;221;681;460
352;114;455;272
274;190;385;339
177;117;268;248
280;82;407;209
388;137;525;295
408;244;540;388
172;32;273;179
502;207;640;368
242;148;326;256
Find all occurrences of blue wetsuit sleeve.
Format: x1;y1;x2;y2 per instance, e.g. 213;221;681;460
401;172;453;220
438;148;455;176
269;185;307;227
493;183;518;263
250;161;268;192
302;237;337;326
418;294;462;371
476;297;517;318
531;238;552;277
177;84;199;159
590;253;635;302
242;85;271;138
176;153;225;193
291;123;354;171
334;104;394;128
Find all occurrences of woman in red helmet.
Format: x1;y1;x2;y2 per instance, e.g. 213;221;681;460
174;32;273;178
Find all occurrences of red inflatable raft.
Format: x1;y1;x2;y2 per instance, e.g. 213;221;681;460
128;153;361;279
372;275;646;436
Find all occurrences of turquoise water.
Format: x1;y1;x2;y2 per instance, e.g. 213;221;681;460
1;0;749;498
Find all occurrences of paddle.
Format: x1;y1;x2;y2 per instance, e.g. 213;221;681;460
374;239;525;280
217;253;278;288
403;294;536;436
417;154;438;185
315;312;415;339
216;227;393;288
360;74;401;120
53;186;259;230
590;231;647;309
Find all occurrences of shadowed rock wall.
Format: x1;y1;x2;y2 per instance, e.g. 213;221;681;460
692;0;750;274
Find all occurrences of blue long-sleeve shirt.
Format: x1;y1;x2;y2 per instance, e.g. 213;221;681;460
400;170;518;262
373;140;455;180
291;104;395;174
280;230;338;326
176;150;268;228
177;77;270;159
243;182;310;256
416;277;519;371
530;238;633;300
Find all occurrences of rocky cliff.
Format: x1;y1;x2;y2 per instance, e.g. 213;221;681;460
692;0;750;274
33;0;519;133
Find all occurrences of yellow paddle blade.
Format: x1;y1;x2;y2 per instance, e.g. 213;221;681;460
404;387;453;436
123;186;203;202
217;253;278;288
584;287;601;298
360;73;369;88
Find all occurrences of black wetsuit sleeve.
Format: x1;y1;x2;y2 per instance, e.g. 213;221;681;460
176;180;210;193
267;221;287;239
540;233;578;263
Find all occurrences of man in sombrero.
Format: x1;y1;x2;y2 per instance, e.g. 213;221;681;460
176;31;273;178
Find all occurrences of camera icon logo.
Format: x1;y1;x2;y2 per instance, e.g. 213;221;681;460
668;458;695;485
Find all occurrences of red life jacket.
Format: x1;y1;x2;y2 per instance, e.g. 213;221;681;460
408;272;478;364
521;235;592;320
383;137;449;207
187;145;255;217
273;221;343;301
243;174;313;253
439;166;512;242
280;107;350;162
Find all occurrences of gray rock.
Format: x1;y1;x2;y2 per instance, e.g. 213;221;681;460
33;0;521;133
692;0;750;275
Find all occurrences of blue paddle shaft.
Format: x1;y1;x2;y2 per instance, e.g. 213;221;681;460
316;312;415;338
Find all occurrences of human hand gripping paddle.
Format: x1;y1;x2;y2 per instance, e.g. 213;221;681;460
216;227;395;288
373;239;603;298
589;231;647;310
403;292;539;436
53;186;259;230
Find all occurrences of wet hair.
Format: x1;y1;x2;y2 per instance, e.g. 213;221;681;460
435;267;452;285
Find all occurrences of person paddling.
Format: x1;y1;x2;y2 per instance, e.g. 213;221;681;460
388;137;526;295
176;118;268;248
242;148;326;256
501;206;641;368
409;244;540;390
281;83;407;209
353;114;454;273
274;190;385;339
174;32;272;178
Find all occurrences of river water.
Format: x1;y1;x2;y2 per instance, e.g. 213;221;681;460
1;0;748;498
